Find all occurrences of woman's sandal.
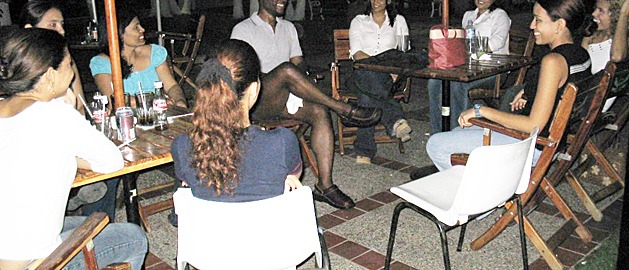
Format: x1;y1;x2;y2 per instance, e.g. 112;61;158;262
339;106;382;127
313;184;356;210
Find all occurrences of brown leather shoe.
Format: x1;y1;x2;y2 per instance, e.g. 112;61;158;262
339;106;382;127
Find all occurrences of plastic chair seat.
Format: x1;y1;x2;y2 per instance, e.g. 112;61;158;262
392;166;464;218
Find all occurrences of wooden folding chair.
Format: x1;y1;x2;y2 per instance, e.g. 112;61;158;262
157;14;206;90
451;79;599;270
571;65;629;208
331;29;411;155
35;212;130;270
516;63;617;224
468;29;536;107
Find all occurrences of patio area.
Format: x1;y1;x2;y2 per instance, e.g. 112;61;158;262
91;2;626;270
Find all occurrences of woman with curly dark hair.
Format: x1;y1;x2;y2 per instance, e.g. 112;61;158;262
171;39;302;201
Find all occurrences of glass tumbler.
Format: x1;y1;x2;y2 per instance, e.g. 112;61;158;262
476;36;489;58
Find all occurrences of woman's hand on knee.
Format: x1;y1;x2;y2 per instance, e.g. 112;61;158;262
458;109;475;127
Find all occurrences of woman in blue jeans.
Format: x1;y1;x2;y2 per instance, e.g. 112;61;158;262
0;28;147;270
349;0;412;164
426;0;595;171
428;0;511;134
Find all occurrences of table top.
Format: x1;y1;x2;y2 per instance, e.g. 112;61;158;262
73;107;192;188
354;54;537;82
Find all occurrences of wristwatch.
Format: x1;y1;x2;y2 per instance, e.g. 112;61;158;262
474;104;482;118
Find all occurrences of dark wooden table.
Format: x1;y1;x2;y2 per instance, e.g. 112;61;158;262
354;54;537;130
73;106;192;225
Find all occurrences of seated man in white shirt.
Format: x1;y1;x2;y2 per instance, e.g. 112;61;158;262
230;0;382;209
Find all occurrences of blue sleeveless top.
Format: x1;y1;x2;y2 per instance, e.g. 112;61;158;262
89;44;167;95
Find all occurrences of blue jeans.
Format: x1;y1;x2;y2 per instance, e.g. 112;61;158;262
428;76;496;134
426;126;541;171
352;69;405;158
81;178;120;221
61;216;147;270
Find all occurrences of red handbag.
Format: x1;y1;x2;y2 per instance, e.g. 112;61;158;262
428;25;466;69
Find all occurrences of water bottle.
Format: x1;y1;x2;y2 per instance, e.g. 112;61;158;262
152;81;169;131
465;20;476;55
92;92;108;131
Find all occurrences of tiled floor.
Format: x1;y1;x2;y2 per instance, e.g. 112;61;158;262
143;149;624;270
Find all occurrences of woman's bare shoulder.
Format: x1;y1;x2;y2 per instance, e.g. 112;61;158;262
541;52;567;69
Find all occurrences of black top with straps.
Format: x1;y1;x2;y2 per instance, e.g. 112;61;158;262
523;43;591;137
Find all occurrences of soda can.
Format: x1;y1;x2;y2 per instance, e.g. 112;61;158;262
115;107;136;141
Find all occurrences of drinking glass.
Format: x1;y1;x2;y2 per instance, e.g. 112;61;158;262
476;36;489;58
135;92;155;126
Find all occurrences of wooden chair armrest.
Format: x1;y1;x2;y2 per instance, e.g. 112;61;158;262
101;263;131;270
36;212;109;270
468;87;496;100
154;31;193;40
469;118;556;147
451;153;469;166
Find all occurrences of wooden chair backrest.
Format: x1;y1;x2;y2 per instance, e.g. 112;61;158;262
568;62;616;135
159;14;205;61
334;29;351;62
510;29;536;85
545;62;616;182
189;14;206;60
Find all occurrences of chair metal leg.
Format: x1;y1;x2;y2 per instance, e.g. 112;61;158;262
385;202;454;270
456;224;467;252
384;202;409;270
317;227;332;270
436;222;452;270
517;196;529;270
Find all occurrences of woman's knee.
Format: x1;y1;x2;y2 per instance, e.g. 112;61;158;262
101;223;148;254
425;134;442;157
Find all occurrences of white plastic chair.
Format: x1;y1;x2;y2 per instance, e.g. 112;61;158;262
384;128;539;270
173;186;330;270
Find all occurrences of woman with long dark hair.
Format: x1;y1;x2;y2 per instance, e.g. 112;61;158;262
425;0;595;171
20;0;86;114
349;0;412;164
0;28;146;270
90;5;187;107
171;39;302;201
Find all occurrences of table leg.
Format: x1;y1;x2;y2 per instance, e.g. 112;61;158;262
441;80;451;131
122;173;141;225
